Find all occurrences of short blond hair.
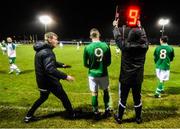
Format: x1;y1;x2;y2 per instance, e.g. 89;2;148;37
90;28;100;39
44;32;58;42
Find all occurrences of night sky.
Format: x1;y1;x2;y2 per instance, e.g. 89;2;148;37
0;0;180;44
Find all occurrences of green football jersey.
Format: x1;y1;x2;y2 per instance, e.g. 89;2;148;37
154;44;174;70
83;41;111;77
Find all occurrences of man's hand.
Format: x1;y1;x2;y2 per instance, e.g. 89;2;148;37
63;64;72;68
66;75;75;81
113;19;119;27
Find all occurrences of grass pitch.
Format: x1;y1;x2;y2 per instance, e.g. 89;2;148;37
0;44;180;128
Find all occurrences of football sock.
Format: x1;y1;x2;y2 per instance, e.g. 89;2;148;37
103;90;110;109
156;81;164;94
92;96;98;112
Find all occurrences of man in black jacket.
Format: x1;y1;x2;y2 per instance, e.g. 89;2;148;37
113;19;149;124
24;32;75;123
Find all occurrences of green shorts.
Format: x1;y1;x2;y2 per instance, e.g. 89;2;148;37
9;57;16;64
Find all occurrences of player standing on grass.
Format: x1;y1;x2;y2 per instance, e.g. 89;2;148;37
83;28;112;119
6;37;21;75
154;35;174;98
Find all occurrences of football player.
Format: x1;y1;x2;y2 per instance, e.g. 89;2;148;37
83;28;112;119
154;35;174;98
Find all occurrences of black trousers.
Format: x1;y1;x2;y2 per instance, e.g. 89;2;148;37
27;83;73;117
118;82;142;119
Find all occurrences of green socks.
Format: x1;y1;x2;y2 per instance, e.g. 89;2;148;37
92;96;98;112
156;81;164;95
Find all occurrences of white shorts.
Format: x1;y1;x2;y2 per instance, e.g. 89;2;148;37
156;69;170;82
88;76;109;92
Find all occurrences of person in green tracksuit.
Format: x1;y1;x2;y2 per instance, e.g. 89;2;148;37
83;28;111;119
154;35;174;98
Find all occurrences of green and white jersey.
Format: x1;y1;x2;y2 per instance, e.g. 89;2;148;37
154;44;174;70
7;43;16;58
83;41;111;77
1;42;7;48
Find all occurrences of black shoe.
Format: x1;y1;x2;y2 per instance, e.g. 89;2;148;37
154;94;161;98
67;111;77;119
114;114;122;124
103;108;112;118
93;111;101;120
135;117;142;124
23;116;40;123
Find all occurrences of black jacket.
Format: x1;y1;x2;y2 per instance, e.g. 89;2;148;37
33;42;67;90
113;26;149;85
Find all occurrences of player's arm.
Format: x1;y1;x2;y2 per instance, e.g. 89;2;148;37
83;47;89;68
170;47;175;62
43;54;67;80
153;48;158;63
105;45;111;67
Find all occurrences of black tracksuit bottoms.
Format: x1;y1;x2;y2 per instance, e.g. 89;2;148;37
27;83;73;117
118;82;142;119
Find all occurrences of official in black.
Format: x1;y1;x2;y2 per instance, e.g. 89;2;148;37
113;19;149;124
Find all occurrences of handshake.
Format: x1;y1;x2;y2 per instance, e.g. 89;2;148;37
63;64;72;68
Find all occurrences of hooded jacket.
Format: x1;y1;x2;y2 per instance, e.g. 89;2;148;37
113;26;149;85
33;42;67;90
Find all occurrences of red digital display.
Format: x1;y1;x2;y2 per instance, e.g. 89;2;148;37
126;6;140;26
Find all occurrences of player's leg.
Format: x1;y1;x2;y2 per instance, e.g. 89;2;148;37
24;90;50;123
99;76;112;117
11;58;21;75
155;69;169;97
132;84;142;124
9;57;14;74
50;83;75;118
89;76;100;119
114;82;130;124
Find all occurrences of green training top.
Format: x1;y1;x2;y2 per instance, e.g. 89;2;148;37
83;41;111;77
154;44;174;70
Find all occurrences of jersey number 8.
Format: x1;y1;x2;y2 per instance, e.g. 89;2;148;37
160;49;167;59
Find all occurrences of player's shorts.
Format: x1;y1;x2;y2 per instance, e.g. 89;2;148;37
9;57;16;64
156;69;170;82
88;76;109;92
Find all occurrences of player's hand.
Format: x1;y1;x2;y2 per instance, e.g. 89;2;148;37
66;75;75;81
113;19;119;27
63;64;72;68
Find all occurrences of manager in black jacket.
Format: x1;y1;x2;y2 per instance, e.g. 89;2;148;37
24;32;75;123
113;19;149;124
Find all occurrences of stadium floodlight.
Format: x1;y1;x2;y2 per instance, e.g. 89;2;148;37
39;15;52;33
158;18;169;36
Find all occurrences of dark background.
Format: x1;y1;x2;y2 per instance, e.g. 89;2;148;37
0;0;179;44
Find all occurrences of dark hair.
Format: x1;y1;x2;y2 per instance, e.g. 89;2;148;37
160;35;168;42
